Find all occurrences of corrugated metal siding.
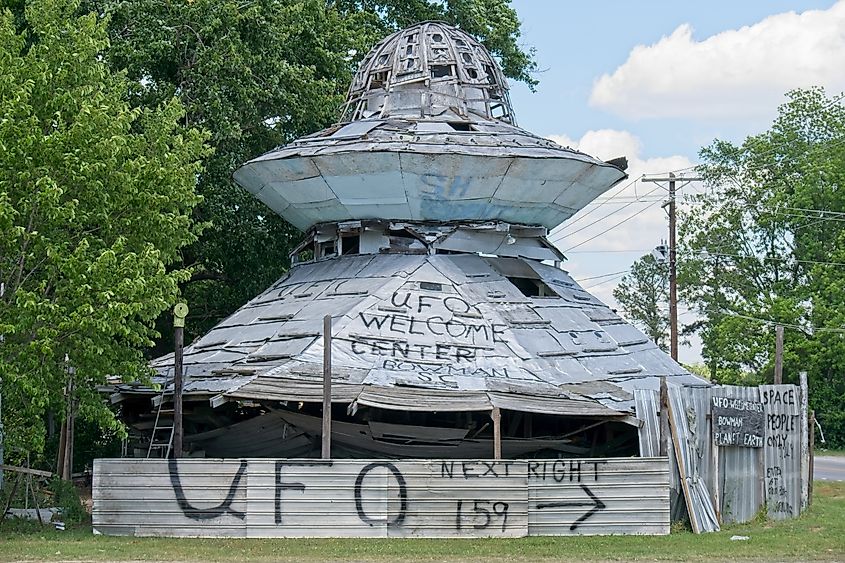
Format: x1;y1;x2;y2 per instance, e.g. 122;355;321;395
714;385;764;524
760;384;802;520
634;389;659;457
667;386;720;533
93;459;248;537
94;458;669;538
528;457;669;536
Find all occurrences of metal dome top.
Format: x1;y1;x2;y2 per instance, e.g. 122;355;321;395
341;21;516;124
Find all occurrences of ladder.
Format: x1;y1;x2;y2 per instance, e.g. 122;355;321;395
146;384;175;458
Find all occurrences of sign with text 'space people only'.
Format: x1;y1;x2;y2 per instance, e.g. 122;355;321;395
711;396;765;447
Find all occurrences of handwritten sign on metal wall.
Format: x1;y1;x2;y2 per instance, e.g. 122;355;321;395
711;396;765;448
93;457;669;538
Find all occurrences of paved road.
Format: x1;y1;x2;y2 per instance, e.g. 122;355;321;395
814;456;845;481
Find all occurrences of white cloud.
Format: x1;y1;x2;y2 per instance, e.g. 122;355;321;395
589;2;845;120
547;130;704;363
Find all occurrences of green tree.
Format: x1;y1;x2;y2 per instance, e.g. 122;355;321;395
0;0;206;460
86;0;538;344
679;88;845;446
613;253;669;350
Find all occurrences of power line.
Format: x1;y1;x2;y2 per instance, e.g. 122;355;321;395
564;249;652;254
559;197;666;253
689;249;845;269
717;310;845;335
574;269;631;283
581;271;630;290
551;182;664;242
550;175;646;235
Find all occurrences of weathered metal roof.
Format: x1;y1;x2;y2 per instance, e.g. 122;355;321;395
134;251;705;416
233;23;627;232
233;120;628;232
342;21;517;124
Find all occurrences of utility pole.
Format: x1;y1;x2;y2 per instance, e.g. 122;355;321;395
774;324;784;384
172;302;188;458
643;173;702;362
668;173;678;361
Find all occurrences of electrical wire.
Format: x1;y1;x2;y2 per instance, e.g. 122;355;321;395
574;269;632;282
559;197;666;253
687;250;845;269
716;310;845;334
581;271;630;290
550;182;664;242
549;175;646;236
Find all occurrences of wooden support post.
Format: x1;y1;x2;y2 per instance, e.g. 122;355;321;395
800;370;809;511
60;374;75;481
774;324;784;384
322;315;332;460
809;410;815;506
659;376;669;457
173;324;184;458
172;302;189;459
491;407;502;460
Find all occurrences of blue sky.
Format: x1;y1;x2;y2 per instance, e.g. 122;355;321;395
505;0;845;363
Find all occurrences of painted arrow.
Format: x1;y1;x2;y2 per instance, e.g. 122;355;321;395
536;483;607;530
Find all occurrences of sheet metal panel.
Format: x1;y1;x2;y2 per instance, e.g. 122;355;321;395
760;384;802;520
713;385;764;524
94;458;669;538
93;459;248;537
129;253;712;417
667;386;719;533
634;389;660;457
528;457;669;535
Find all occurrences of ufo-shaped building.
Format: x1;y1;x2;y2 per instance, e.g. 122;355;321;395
112;22;705;459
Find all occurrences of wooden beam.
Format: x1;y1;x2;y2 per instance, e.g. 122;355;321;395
659;376;669;457
0;464;54;478
210;394;230;409
322;315;332;460
173;324;184;458
491;407;502;460
809;410;815;506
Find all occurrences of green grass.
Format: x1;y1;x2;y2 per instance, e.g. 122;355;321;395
1;482;843;562
817;448;845;457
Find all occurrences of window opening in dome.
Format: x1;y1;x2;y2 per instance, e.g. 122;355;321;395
467;68;478;79
406;59;415;69
318;239;337;259
406;45;413;55
431;65;452;78
461;53;473;63
432;33;443;42
377;54;389;65
448;122;474;132
455;39;466;47
341;234;360;256
369;71;389;88
406;33;417;42
508;277;558;298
